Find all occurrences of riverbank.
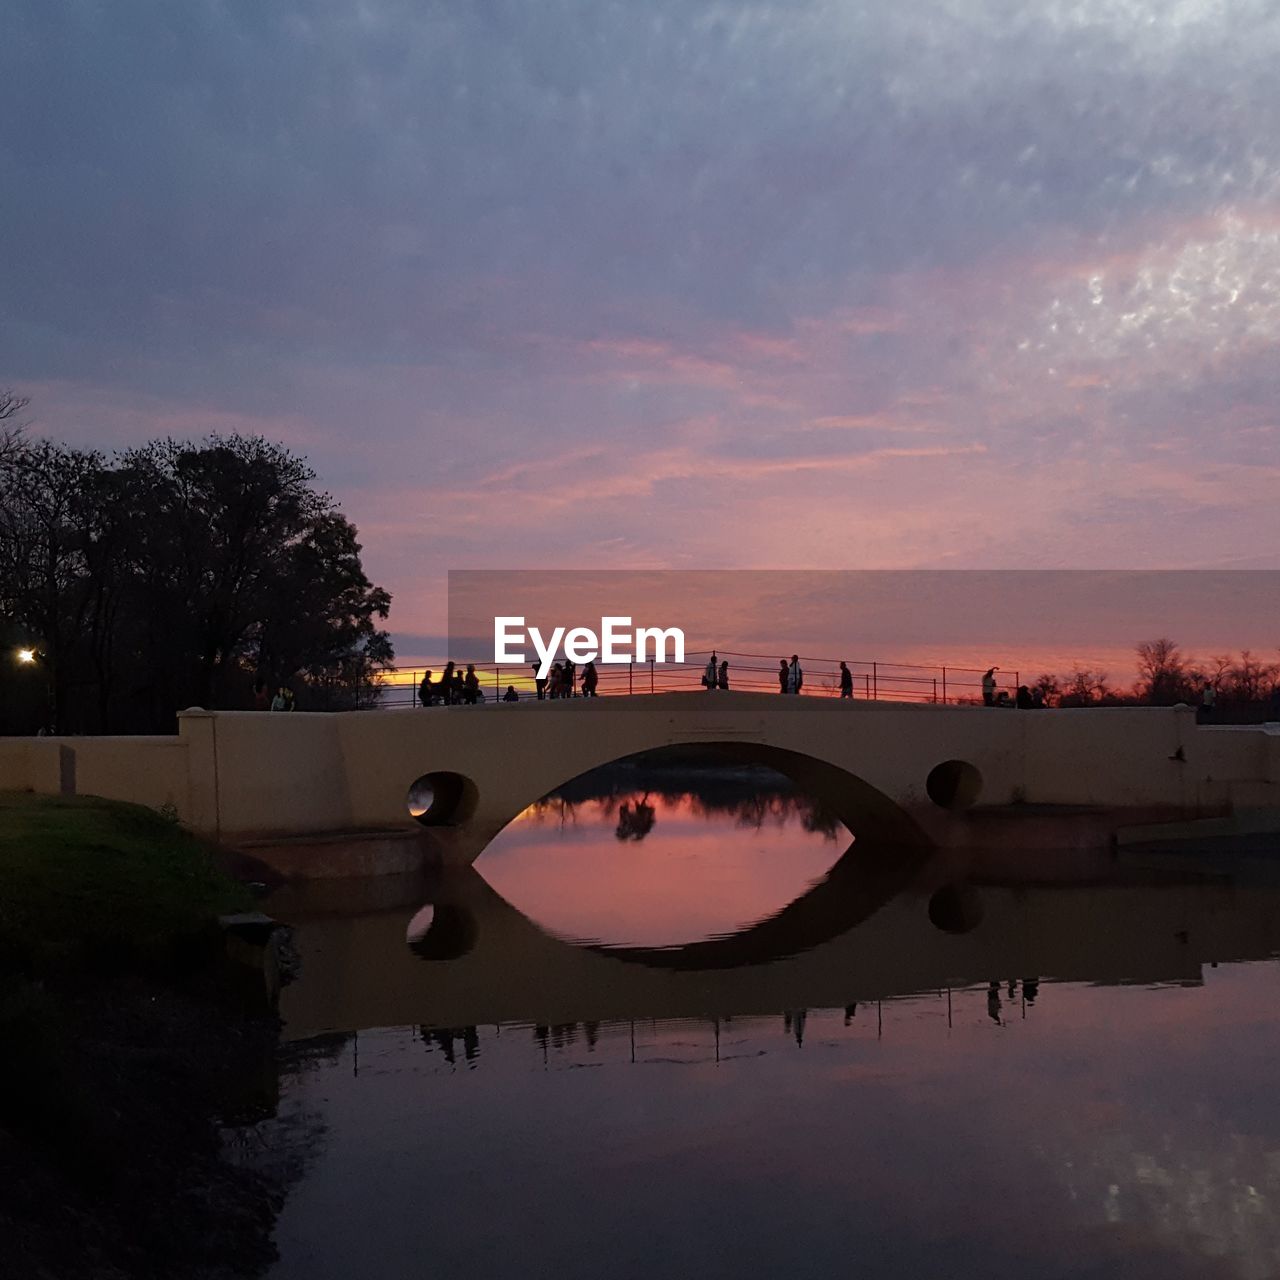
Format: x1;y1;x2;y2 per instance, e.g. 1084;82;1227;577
0;791;249;970
0;792;289;1279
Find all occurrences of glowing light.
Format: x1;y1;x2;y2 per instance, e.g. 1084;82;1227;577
16;648;35;664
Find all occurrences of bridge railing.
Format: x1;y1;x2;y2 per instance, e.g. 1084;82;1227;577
371;650;1021;709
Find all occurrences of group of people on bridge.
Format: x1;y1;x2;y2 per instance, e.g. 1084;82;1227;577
981;667;1045;709
531;659;600;700
418;662;487;706
415;653;1024;706
418;659;603;706
707;653;857;698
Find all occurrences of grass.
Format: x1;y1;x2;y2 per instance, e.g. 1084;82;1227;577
0;791;250;974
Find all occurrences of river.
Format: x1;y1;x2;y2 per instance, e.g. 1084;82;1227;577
256;762;1280;1280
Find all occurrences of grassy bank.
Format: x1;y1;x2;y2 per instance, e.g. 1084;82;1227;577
0;792;282;1279
0;791;249;973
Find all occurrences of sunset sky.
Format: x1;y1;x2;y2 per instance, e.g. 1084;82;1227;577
4;1;1280;666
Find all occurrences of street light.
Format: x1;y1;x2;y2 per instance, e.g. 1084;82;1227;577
16;647;36;664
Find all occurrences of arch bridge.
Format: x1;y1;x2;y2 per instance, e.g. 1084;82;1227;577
3;693;1277;865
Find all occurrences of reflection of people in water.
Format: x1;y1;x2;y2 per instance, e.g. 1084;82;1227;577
1002;977;1040;1007
615;797;657;841
422;1025;480;1065
987;981;1002;1024
784;1009;807;1047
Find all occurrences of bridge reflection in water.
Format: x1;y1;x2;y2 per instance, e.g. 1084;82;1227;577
261;771;1280;1280
272;780;1280;1041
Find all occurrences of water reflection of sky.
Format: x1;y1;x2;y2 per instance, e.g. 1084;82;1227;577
263;767;1280;1279
267;962;1280;1280
478;792;847;948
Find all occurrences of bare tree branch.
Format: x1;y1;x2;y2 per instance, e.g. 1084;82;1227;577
0;387;31;462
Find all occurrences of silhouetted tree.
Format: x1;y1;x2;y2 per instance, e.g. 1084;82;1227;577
0;431;393;732
1059;667;1110;707
0;441;109;731
1222;650;1279;704
0;388;29;462
1135;637;1193;704
1032;673;1061;707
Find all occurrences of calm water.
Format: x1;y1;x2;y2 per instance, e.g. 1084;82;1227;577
259;769;1280;1280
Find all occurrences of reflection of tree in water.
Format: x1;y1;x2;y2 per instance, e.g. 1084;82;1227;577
1;987;328;1280
530;794;580;831
615;796;656;841
525;756;844;842
222;1032;345;1265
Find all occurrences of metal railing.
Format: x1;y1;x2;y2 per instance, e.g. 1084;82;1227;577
371;650;1020;708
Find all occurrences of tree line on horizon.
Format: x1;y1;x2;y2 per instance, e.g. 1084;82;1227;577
1020;637;1280;712
0;400;393;734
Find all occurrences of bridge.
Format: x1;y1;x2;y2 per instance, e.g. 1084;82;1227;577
3;691;1279;868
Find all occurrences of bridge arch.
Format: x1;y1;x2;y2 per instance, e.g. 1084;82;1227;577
405;734;935;861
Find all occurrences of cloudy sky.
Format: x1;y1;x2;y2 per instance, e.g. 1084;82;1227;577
4;1;1280;660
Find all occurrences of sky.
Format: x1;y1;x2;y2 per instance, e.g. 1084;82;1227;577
4;0;1280;666
448;570;1280;680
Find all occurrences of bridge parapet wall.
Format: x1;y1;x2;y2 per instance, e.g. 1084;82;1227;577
0;738;55;793
178;709;351;840
71;736;190;813
0;734;188;812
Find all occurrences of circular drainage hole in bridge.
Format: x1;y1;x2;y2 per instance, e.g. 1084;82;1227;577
406;772;478;826
925;759;983;810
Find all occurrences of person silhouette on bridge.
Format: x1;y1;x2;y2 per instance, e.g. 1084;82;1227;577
463;664;481;704
787;655;803;695
581;660;599;697
419;670;435;707
839;661;853;698
778;659;789;693
532;662;547;700
982;667;998;706
703;652;718;690
718;659;729;691
441;661;457;705
563;660;576;697
1198;681;1216;723
502;685;519;702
